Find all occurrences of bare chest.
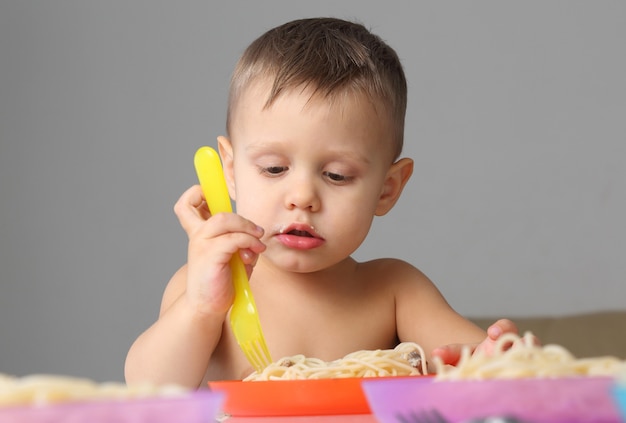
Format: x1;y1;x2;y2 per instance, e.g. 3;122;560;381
207;286;398;381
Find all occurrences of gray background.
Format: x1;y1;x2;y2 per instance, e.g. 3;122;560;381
1;1;624;383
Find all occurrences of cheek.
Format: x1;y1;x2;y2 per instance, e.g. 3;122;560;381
233;193;265;217
232;183;277;224
339;188;384;238
231;167;260;209
329;192;379;234
328;211;376;256
349;181;386;214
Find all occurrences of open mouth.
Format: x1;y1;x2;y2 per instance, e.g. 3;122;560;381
276;224;324;249
287;229;314;237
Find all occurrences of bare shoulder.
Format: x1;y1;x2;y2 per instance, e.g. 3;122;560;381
363;259;487;352
358;258;453;313
355;258;434;290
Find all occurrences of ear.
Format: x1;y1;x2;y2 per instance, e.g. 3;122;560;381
217;136;237;201
375;158;414;216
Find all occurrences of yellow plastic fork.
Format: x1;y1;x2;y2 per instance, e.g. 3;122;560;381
194;146;273;373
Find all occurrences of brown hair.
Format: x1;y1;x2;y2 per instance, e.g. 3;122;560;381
226;17;407;160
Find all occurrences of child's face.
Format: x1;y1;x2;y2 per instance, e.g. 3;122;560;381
220;80;401;273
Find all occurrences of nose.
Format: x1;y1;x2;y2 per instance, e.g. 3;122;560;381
284;176;321;212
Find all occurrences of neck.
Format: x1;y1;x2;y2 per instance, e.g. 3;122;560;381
250;255;360;293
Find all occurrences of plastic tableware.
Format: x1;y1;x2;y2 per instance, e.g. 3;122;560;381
193;146;272;372
362;376;622;423
0;390;224;423
209;376;428;417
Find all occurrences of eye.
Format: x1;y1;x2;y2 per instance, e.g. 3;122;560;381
323;171;352;184
260;166;287;176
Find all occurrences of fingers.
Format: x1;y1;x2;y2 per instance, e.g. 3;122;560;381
476;319;525;356
431;343;475;366
174;185;211;234
239;249;260;266
188;213;264;247
487;318;518;340
174;184;266;317
431;345;459;366
174;185;264;245
175;185;266;284
433;319;528;367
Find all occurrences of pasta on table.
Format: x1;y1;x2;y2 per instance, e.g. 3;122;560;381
0;373;187;406
435;331;626;380
244;332;626;381
244;342;427;381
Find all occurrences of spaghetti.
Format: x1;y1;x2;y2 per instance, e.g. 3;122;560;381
435;331;626;380
244;342;427;381
0;373;187;406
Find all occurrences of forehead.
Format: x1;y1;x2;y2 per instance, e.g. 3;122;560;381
232;77;393;133
230;79;396;162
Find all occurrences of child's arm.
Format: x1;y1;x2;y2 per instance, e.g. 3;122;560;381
124;185;265;388
394;261;519;367
124;267;225;388
431;319;519;365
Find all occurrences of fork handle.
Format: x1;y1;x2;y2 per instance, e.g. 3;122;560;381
194;146;251;295
194;146;232;214
229;255;251;298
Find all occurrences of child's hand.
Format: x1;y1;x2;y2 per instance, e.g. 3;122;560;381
473;318;519;356
431;319;519;366
174;185;266;316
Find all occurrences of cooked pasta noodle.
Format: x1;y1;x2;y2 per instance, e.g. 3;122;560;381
0;373;187;406
435;331;626;380
244;342;427;381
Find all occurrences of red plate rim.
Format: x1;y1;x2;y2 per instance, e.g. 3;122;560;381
208;375;430;417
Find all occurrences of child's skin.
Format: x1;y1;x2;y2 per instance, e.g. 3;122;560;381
125;19;518;389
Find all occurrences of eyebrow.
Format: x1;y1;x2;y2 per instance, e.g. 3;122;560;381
244;141;373;165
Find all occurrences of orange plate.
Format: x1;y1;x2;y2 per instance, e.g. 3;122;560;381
208;376;428;417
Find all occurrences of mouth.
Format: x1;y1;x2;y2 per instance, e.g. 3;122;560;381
286;229;315;238
279;224;322;239
275;223;325;250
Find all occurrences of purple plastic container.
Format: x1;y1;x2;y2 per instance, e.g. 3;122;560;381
363;376;622;423
0;390;224;423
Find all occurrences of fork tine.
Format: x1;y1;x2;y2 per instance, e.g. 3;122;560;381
395;409;449;423
251;344;266;372
242;348;262;373
423;409;448;423
256;336;272;367
395;413;412;423
242;338;272;372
